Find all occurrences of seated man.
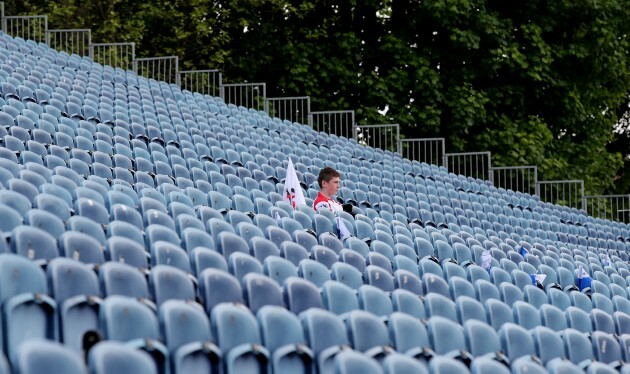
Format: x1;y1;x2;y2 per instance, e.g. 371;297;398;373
312;167;343;212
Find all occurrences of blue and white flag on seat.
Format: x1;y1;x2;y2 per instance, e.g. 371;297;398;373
481;250;492;272
603;254;611;267
335;216;351;240
530;273;547;285
577;264;592;292
275;211;282;226
515;245;528;257
283;158;306;210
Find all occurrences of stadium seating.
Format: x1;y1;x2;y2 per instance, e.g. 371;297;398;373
0;30;627;373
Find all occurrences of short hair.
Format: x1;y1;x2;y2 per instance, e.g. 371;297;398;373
317;167;340;188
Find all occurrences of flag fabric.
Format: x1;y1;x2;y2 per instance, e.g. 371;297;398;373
516;245;528;257
603;254;611;267
530;274;547;285
481;250;492;272
275;211;282;226
283;158;306;209
577;265;592;292
335;216;351;240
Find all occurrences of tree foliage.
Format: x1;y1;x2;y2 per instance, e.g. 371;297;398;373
7;0;630;194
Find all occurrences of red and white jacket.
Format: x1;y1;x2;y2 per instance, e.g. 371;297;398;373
313;192;343;213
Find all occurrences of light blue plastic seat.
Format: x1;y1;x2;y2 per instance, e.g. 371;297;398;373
242;272;284;313
149;265;195;305
10;225;59;264
211;303;270;373
158;300;220;374
15;340;85;374
283;276;323;314
498;323;536;361
88;341;157;374
0;253;57;358
257;305;314;373
47;257;102;352
300;308;350;374
100;295;169;373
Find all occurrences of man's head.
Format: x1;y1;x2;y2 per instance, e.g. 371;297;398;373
317;167;341;197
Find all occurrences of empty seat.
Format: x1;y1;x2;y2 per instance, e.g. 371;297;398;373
211;303;270;373
99;262;150;299
88;341;157;374
530;326;564;364
388;312;429;357
344;310;390;359
498;323;536;361
0;253;57;358
463;319;501;357
425;293;458;322
100;295;169;373
301;308;350;374
562;328;593;365
283;276;323;314
322;280;359;315
47;257;101;352
428;355;470;374
365;265;395;292
24;208;65;238
149;265;195;306
158;300;220;374
591;331;622;364
257;305;314;373
382;353;428;374
150;241;191;273
14;340;85;374
74;197;109;226
105;236;149;270
334;350;383;374
68;215;107;245
298;259;331;287
198;268;244;313
242;273;284;313
426;316;467;356
331;262;364;289
58;231;105;265
10;225;58;264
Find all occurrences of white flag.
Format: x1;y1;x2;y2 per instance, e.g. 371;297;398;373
577;264;589;279
335;216;351;240
283;158;306;209
603;254;611;267
481;250;492;271
577;264;592;291
534;274;547;284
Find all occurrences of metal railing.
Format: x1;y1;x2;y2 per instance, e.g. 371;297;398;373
493;166;538;195
537;180;585;210
3;15;47;43
583;195;630;223
264;96;310;124
221;82;266;111
134;56;179;84
445;151;493;183
309;110;356;140
400;137;446;166
357;124;401;153
46;29;91;56
179;69;222;97
89;42;135;71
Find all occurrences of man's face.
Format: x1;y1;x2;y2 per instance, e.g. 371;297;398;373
322;176;341;196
